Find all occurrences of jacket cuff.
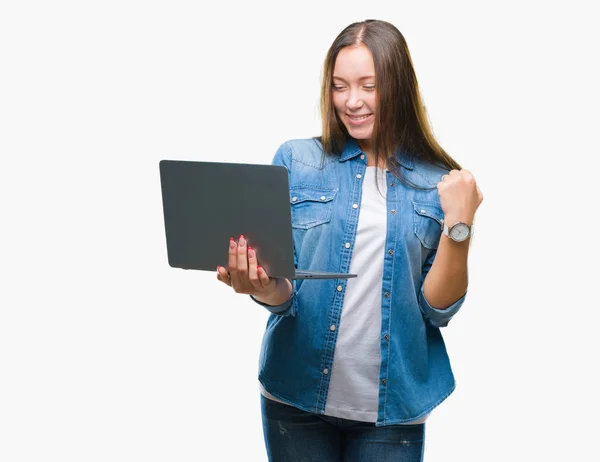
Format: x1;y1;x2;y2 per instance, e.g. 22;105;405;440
418;285;466;328
250;291;296;316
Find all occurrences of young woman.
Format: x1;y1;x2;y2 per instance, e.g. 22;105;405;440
216;19;483;462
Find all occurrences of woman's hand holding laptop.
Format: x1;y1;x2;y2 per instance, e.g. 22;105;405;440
216;234;293;306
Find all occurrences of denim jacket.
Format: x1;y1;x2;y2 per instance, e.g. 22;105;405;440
254;137;466;426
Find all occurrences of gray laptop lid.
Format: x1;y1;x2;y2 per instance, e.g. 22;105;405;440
159;160;356;280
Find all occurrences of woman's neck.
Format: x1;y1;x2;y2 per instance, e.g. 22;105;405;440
366;154;388;169
356;139;372;157
356;140;385;168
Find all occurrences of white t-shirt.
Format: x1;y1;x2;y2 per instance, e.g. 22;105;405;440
324;166;386;422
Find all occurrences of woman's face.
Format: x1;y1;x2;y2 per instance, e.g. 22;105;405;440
332;44;377;149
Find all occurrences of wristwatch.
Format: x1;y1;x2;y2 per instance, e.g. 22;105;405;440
442;220;472;242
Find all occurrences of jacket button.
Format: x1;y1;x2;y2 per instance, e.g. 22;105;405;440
352;204;358;209
291;196;297;202
381;378;387;385
320;196;326;201
390;209;396;214
330;325;336;331
337;285;343;292
384;292;390;298
388;249;394;255
345;242;351;249
384;334;389;341
323;368;329;375
356;174;362;179
390;182;395;187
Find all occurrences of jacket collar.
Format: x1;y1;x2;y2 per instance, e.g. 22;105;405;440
338;138;414;170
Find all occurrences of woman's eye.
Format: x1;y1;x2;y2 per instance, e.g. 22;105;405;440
364;85;376;91
333;85;346;91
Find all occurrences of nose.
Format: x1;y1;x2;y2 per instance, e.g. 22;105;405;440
346;88;364;110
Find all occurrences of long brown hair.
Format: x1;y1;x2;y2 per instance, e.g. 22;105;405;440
320;19;461;180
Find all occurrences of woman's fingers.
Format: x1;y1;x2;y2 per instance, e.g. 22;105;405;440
228;235;260;292
236;235;249;279
216;265;232;287
249;247;274;289
224;235;275;293
257;265;271;287
247;246;264;289
228;237;241;289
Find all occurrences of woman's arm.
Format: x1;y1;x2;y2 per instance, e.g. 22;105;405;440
422;230;470;309
423;168;483;309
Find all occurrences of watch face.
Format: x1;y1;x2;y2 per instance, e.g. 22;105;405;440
449;223;470;242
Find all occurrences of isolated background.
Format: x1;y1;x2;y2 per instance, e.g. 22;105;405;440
1;0;598;461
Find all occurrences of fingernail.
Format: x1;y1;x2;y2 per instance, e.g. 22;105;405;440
230;239;235;249
239;235;245;247
248;247;254;257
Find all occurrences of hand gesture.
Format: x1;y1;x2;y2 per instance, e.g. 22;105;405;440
437;169;483;224
216;235;291;304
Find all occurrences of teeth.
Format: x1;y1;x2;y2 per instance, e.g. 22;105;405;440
349;114;370;120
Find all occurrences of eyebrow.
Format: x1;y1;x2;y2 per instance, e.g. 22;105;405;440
332;76;376;82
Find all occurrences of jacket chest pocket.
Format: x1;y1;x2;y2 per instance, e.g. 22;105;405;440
290;187;337;229
413;201;444;249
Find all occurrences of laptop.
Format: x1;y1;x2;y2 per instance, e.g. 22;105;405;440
159;159;357;280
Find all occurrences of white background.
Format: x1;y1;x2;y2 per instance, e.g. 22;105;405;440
1;0;598;461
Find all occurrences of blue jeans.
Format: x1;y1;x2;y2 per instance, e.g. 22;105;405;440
261;395;425;462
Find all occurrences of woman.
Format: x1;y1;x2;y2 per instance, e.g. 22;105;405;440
217;19;483;462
